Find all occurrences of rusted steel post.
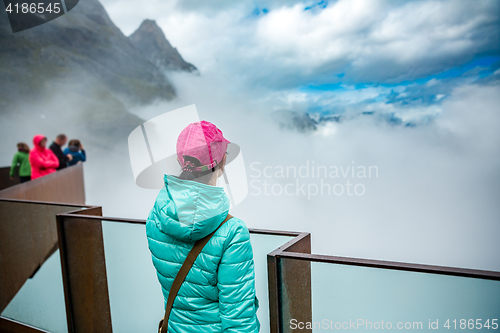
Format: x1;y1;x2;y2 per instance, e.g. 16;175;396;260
267;252;281;333
267;233;312;333
280;234;312;333
57;207;113;333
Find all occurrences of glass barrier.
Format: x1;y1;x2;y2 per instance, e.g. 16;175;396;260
101;221;293;333
251;233;295;333
279;257;500;332
0;201;84;333
1;250;67;333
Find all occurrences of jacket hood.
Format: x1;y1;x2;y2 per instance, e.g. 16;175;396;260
32;135;46;150
154;174;230;242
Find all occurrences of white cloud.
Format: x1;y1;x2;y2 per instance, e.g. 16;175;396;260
123;73;500;270
100;0;499;89
435;94;445;101
437;83;500;154
253;0;499;84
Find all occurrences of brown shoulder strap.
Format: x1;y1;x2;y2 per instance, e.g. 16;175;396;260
159;213;233;333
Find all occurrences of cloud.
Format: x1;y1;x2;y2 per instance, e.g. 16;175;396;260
95;0;500;128
100;0;499;95
2;49;498;272
121;72;500;270
253;0;500;86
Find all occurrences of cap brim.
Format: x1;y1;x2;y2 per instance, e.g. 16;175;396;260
225;142;239;165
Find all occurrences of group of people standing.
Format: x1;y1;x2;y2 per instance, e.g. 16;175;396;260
9;134;86;182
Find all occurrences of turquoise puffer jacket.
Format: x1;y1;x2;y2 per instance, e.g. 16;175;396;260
146;175;260;332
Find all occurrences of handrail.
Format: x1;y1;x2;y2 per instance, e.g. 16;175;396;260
278;251;500;281
0;163;85;204
56;211;304;236
55;210;307;333
2;164;499;333
56;209;500;280
0;197;93;207
59;210;500;333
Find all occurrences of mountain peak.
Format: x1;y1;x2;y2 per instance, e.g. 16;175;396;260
129;19;198;73
0;0;176;105
134;19;163;37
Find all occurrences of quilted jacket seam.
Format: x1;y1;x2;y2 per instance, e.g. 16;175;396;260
151;253;219;276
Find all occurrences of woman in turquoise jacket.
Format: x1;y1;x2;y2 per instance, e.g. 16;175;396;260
146;121;260;332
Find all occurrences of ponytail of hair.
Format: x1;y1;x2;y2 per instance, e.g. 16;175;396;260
178;155;219;184
179;169;196;181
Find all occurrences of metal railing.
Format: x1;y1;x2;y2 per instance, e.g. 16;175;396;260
271;240;500;333
0;164;87;333
54;210;500;333
0;166;20;191
0;163;85;204
54;210;311;333
1;164;499;333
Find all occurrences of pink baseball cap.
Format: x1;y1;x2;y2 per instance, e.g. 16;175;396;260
176;121;230;172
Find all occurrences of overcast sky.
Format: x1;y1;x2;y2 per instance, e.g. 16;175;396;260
99;0;500;123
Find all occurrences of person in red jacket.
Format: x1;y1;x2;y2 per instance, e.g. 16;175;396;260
29;134;59;180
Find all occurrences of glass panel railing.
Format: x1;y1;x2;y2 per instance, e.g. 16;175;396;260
101;221;162;333
0;200;84;333
251;233;294;333
1;250;68;333
279;257;500;332
102;221;293;333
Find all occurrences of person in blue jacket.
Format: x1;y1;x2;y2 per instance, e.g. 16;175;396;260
146;121;260;332
63;139;86;166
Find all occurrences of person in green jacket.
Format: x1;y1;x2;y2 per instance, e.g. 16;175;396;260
146;121;260;332
10;142;31;183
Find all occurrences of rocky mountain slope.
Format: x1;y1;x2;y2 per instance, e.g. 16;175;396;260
129;19;197;74
0;0;200;172
0;0;196;108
